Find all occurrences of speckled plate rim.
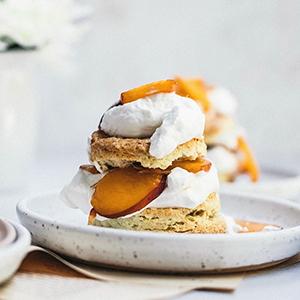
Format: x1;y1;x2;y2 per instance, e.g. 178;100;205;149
16;192;300;273
16;191;300;241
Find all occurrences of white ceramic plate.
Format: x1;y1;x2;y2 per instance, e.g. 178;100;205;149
222;166;300;200
0;221;31;284
17;192;300;273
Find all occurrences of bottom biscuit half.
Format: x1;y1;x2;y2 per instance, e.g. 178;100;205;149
92;193;227;233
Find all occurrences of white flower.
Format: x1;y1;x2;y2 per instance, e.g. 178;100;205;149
0;0;91;50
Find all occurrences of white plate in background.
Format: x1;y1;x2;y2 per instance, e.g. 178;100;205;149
222;166;300;200
17;192;300;273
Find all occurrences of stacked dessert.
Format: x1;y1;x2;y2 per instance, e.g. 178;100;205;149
174;77;260;182
61;80;226;233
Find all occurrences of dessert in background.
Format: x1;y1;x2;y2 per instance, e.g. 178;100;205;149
174;76;260;182
61;79;227;233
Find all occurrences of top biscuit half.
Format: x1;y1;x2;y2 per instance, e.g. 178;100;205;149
90;130;207;171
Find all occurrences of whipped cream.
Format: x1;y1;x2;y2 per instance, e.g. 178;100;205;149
208;146;239;175
61;168;103;214
60;163;219;218
207;87;237;116
150;164;219;208
100;92;205;158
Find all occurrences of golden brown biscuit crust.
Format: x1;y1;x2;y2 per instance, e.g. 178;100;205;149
90;130;207;170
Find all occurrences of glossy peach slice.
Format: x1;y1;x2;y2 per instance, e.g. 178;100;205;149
120;80;177;104
91;167;166;218
237;136;260;182
175;76;211;111
169;158;211;173
134;158;212;174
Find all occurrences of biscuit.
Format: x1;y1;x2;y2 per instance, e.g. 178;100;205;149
92;193;226;233
90;130;207;171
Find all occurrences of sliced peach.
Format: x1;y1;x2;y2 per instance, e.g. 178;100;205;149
120;79;177;104
91;167;166;218
169;158;211;173
175;76;211;111
237;136;260;182
134;158;212;174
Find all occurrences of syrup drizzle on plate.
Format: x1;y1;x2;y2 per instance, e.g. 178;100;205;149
236;219;281;233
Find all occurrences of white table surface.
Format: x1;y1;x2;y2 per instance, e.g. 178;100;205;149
1;154;300;300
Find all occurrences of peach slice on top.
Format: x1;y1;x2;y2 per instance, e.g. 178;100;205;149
91;167;166;218
237;136;260;182
120;79;177;104
175;76;211;112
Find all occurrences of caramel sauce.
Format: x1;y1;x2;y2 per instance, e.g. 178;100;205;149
235;219;281;233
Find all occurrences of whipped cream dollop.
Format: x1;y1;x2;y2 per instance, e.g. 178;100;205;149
60;163;219;218
207;87;237;116
150;164;219;208
61;169;103;214
100;92;205;158
208;146;239;175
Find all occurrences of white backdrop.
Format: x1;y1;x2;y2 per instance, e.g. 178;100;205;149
35;0;300;163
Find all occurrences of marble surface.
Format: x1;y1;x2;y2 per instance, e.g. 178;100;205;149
0;155;299;299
